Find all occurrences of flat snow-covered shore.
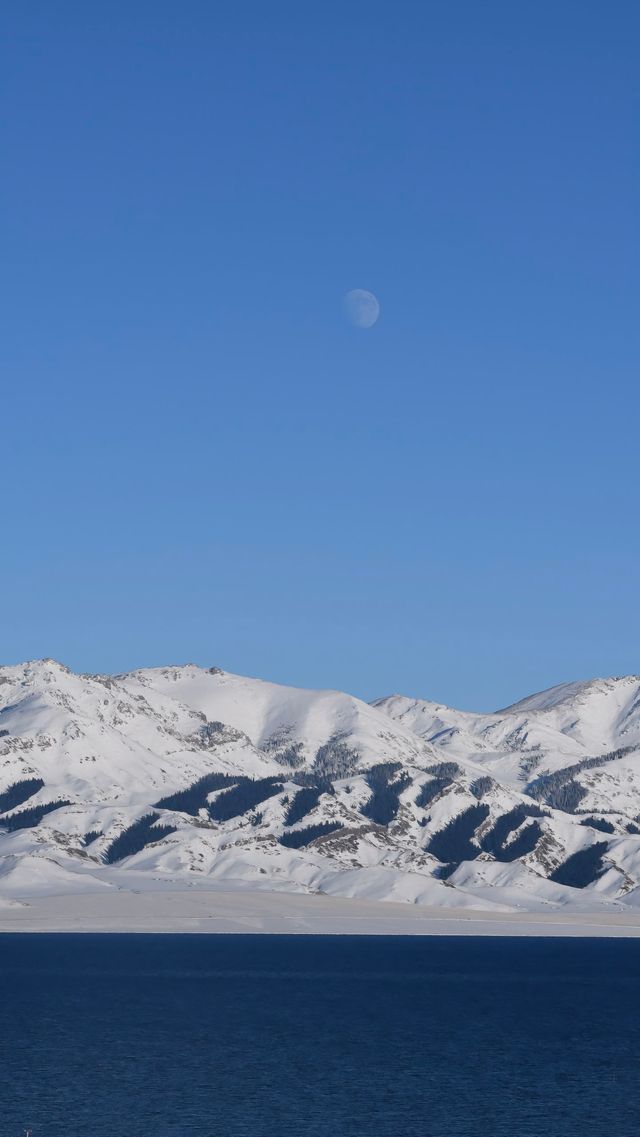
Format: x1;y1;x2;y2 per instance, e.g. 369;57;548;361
2;888;640;936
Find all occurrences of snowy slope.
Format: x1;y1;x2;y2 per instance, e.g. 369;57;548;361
121;665;438;772
1;660;640;917
374;676;640;811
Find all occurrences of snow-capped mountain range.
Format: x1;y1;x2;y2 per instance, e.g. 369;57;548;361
2;659;640;917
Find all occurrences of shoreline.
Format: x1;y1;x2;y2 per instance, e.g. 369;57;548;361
2;888;640;937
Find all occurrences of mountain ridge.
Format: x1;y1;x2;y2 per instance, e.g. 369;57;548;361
2;659;640;918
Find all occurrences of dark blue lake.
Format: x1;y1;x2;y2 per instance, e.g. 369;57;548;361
0;934;638;1137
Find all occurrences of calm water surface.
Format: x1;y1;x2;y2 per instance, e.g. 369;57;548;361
0;934;638;1137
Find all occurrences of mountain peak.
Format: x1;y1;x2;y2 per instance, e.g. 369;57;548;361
2;660;640;917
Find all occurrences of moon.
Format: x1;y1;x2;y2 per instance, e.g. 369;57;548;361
344;288;380;329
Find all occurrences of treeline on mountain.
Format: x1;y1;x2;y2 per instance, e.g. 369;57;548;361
0;777;45;815
425;762;461;779
479;804;547;862
427;802;546;867
290;772;334;790
83;829;102;846
155;772;242;815
362;763;411;826
529;775;587;813
416;776;453;808
527;746;634;812
279;822;343;849
104;812;178;864
274;743;306;768
261;734;306;769
497;821;543;860
580;816;615;834
271;741;306;768
415;763;462;810
550;842;609;888
284;786;323;826
156;770;339;826
470;776;494;799
2;799;71;831
208;777;284;822
283;774;336;825
427;804;490;864
313;739;359;779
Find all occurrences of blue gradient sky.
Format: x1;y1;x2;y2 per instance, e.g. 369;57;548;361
2;2;638;709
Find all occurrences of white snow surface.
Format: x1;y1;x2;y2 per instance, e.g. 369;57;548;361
1;659;640;933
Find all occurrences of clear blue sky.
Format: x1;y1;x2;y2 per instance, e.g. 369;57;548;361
2;1;638;709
